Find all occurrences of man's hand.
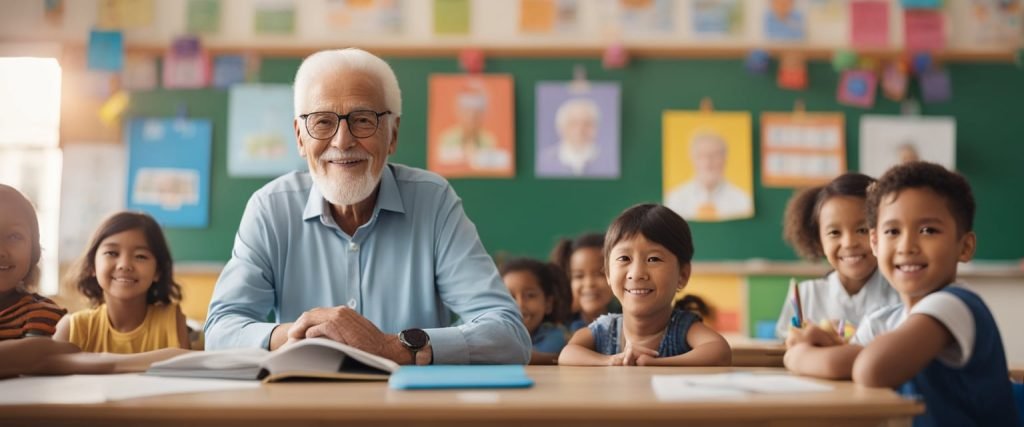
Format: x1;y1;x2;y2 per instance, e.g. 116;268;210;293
785;324;844;349
285;306;415;364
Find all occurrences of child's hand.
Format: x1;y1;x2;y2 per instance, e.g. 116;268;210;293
785;324;843;349
608;340;659;366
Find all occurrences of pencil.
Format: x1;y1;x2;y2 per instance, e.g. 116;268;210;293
791;278;803;327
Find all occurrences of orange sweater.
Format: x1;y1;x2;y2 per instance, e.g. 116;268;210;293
0;292;67;340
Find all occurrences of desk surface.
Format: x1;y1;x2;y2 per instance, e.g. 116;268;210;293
726;334;786;367
2;367;921;427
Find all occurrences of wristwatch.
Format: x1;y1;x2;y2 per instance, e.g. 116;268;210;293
398;328;430;365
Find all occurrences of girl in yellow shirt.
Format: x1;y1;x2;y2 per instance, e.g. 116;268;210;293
55;212;189;353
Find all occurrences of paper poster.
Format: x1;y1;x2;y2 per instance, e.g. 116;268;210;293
760;112;845;188
901;0;942;8
920;69;952;103
806;0;846;44
59;143;126;262
227;84;305;177
213;55;246;88
519;0;578;34
163;37;210;89
677;275;744;333
957;0;1023;45
904;10;946;51
122;54;157;90
858;115;956;179
0;147;62;294
187;0;221;34
254;0;296;35
535;82;620;179
87;30;124;72
326;0;402;33
837;70;877;108
434;0;470;35
126;118;212;228
850;0;889;48
97;0;153;30
764;0;807;41
663;111;754;222
607;0;673;33
428;74;515;178
691;0;743;38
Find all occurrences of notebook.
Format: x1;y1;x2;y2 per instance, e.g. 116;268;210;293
388;365;534;390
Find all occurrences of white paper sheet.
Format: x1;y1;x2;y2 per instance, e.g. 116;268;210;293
0;374;260;405
651;372;833;402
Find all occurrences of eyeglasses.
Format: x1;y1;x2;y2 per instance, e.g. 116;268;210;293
299;110;392;140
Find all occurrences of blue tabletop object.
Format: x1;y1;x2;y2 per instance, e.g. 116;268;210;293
388;365;534;390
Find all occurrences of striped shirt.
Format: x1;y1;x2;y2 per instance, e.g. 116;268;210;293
0;292;67;340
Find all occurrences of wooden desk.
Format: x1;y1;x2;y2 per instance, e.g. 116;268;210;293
1011;361;1024;382
0;367;920;427
726;334;787;367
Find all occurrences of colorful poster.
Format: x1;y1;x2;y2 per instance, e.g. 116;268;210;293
691;0;743;38
227;84;305;177
904;10;946;51
764;0;807;41
535;82;620;179
126;118;212;228
959;0;1023;45
163;37;210;89
97;0;153;30
850;0;890;48
760;112;846;188
858;115;956;179
434;0;470;35
187;0;221;34
326;0;402;34
254;0;296;35
87;30;124;72
663;111;754;222
807;0;846;44
428;74;515;178
676;274;744;333
608;0;673;33
59;143;125;262
519;0;578;34
122;54;157;90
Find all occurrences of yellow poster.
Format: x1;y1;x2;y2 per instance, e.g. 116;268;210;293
675;274;744;334
662;111;754;222
97;0;153;30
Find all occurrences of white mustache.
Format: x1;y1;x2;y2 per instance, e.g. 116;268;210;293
319;149;371;162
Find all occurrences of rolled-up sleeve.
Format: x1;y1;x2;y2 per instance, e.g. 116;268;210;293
203;195;279;350
426;185;531;364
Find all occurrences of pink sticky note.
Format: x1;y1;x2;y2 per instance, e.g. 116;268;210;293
904;10;945;51
851;0;889;49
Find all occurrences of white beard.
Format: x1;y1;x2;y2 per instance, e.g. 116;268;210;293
310;148;384;206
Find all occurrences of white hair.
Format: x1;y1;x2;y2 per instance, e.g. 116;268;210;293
555;98;600;131
293;48;402;117
689;131;727;155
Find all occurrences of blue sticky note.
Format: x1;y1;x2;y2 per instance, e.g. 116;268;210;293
87;30;123;71
213;55;246;88
389;365;534;390
920;69;952;103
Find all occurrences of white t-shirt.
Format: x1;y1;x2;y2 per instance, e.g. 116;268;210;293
775;269;901;339
664;179;753;221
851;284;976;368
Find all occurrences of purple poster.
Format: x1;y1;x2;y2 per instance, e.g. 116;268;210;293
535;82;621;179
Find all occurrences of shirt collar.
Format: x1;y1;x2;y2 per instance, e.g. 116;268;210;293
302;164;406;221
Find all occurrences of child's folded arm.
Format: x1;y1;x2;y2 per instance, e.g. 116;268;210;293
852;314;953;388
640;322;731;367
784;342;862;380
557;328;611;366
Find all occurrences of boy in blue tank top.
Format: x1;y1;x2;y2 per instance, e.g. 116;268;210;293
784;161;1019;426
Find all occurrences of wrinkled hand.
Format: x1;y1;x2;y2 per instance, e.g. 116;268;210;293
785;324;844;349
608;340;659;366
286;306;391;358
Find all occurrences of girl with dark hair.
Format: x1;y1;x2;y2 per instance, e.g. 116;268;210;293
550;233;618;332
501;258;572;365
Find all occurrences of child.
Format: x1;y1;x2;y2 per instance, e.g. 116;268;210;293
550;233;618;332
776;173;900;339
674;294;716;329
0;184;66;340
559;204;731;366
501;258;572;365
54;212;190;353
785;162;1020;426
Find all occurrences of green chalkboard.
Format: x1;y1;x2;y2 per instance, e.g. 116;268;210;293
126;57;1024;263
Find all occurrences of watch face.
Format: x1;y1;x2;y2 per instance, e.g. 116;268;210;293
400;329;429;349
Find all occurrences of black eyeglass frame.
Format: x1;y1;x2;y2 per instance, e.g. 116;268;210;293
298;110;393;140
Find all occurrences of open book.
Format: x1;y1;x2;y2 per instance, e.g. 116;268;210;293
147;338;400;382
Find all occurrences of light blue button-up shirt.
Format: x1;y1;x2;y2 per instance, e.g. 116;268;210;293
204;163;530;364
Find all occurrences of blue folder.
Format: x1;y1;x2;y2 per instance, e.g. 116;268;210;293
388;365;534;390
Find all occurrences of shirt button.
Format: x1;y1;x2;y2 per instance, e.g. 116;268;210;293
349;242;359;252
347;298;357;309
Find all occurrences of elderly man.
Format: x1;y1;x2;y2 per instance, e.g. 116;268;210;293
537;98;617;178
664;131;752;221
204;48;531;365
